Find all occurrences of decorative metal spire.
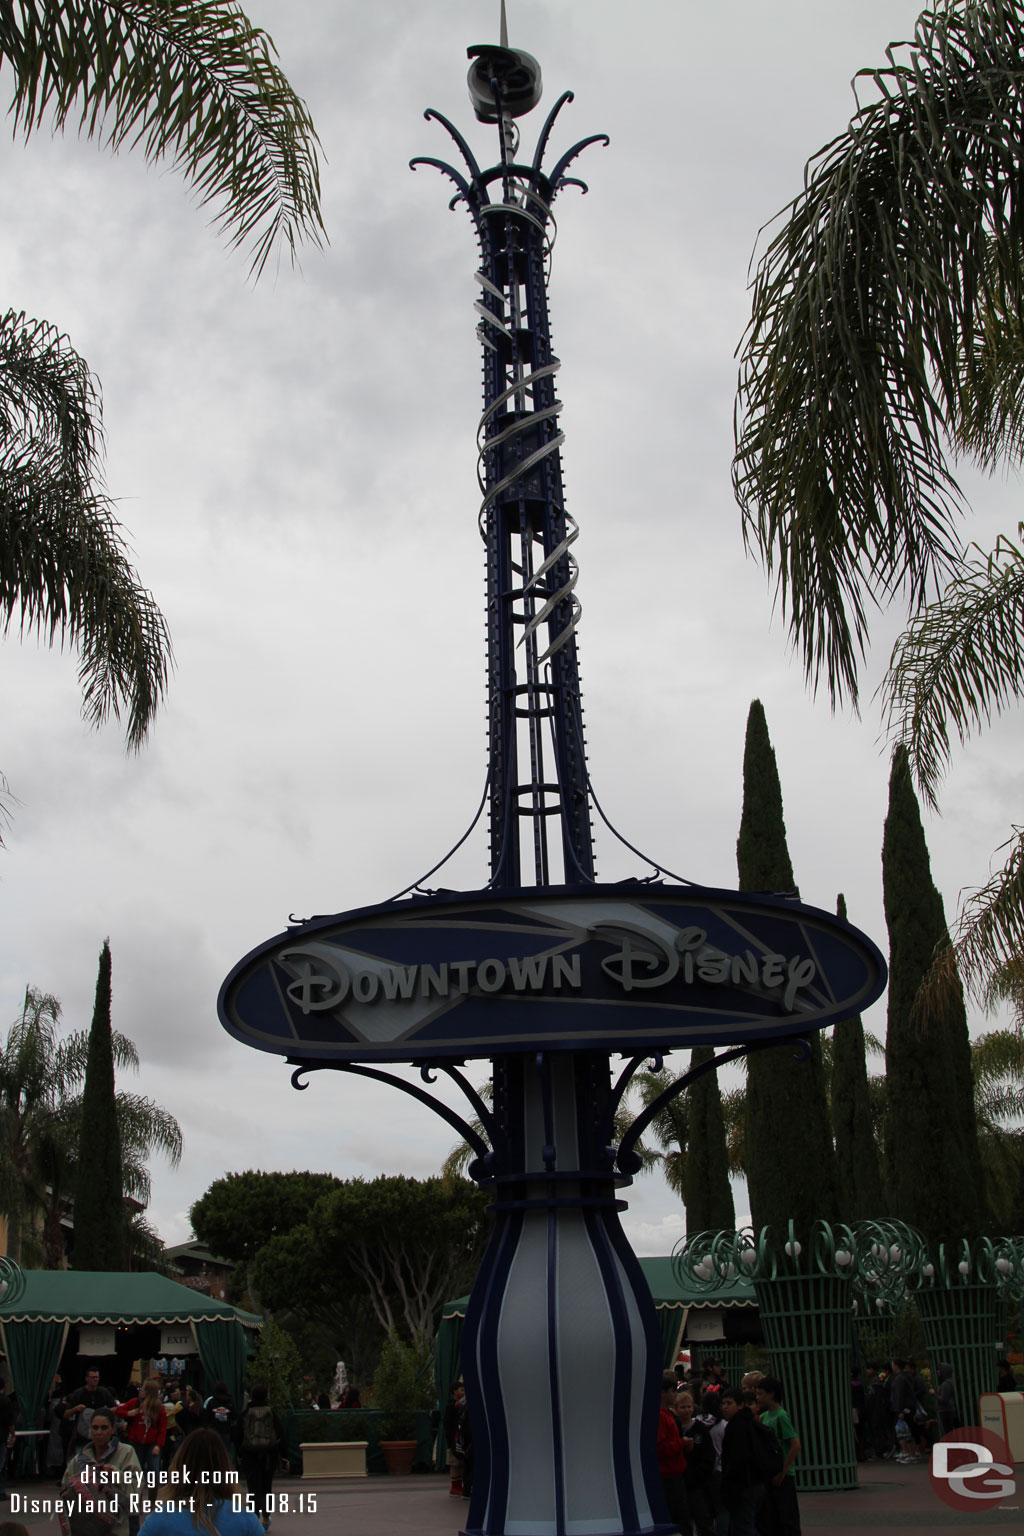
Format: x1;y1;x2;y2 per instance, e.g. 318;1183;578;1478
415;36;607;887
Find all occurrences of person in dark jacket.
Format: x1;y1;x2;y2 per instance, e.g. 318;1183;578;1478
936;1364;959;1435
236;1386;286;1531
862;1367;891;1461
675;1387;715;1536
62;1370;116;1452
719;1387;763;1536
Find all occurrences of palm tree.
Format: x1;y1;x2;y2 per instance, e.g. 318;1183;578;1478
0;984;182;1266
732;0;1024;994
971;1027;1024;1226
1;2;324;762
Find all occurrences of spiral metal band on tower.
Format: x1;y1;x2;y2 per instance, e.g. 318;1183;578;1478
413;81;607;891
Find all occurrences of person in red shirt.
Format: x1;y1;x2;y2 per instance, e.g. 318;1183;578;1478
657;1370;692;1534
115;1378;167;1477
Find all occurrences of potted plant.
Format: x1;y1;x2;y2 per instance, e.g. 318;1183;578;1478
372;1331;433;1475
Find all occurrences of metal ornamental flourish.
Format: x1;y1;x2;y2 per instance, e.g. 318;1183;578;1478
908;1234;1024;1300
0;1256;26;1306
673;1219;925;1293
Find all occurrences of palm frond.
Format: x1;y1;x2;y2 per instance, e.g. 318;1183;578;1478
0;451;172;749
121;1153;151;1204
0;1;325;278
113;1091;183;1166
734;1;1024;704
971;1027;1024;1088
0;311;102;477
956;239;1024;465
54;1026;140;1085
718;1086;746;1176
633;1068;689;1155
881;526;1024;806
916;825;1024;1011
982;955;1024;1026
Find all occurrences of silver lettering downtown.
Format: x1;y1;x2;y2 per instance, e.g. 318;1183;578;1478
280;922;817;1015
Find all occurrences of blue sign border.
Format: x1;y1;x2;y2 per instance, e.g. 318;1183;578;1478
218;882;887;1063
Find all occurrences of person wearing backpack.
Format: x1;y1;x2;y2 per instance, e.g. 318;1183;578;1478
236;1386;285;1531
753;1378;802;1535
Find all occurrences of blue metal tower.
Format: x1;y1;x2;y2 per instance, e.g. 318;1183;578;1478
413;40;604;892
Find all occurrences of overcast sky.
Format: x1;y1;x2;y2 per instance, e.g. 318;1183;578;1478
1;1;1021;1264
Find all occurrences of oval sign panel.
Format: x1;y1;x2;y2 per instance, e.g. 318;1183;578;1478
218;882;887;1063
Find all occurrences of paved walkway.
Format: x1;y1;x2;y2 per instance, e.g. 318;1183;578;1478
4;1458;1021;1534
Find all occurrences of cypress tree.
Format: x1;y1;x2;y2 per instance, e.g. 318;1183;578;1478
829;893;885;1221
882;747;986;1245
737;700;839;1237
684;1046;736;1234
73;941;125;1269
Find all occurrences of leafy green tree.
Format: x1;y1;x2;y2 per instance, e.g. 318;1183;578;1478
253;1175;490;1343
0;2;324;760
829;895;886;1220
72;941;123;1269
245;1315;303;1413
737;699;839;1236
883;745;986;1244
733;0;1024;995
190;1170;342;1299
372;1330;434;1438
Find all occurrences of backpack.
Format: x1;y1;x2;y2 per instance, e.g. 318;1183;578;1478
242;1405;276;1452
749;1419;784;1483
683;1420;716;1485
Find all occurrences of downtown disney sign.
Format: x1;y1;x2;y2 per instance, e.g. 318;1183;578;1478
219;884;884;1063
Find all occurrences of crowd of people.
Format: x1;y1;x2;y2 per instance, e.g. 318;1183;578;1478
657;1360;802;1536
0;1367;288;1536
850;1356;967;1464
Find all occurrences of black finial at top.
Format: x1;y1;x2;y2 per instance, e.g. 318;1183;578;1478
467;40;542;121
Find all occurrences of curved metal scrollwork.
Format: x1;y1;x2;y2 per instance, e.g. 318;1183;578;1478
673;1217;927;1297
286;1057;492;1165
0;1255;26;1307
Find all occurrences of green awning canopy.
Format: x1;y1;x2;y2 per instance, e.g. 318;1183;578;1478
0;1271;261;1434
0;1269;261;1328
